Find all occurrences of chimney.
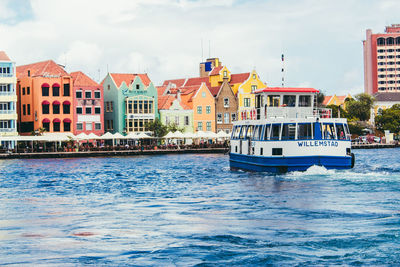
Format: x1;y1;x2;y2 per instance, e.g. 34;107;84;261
177;89;181;102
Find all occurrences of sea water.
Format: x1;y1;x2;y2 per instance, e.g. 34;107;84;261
0;148;399;265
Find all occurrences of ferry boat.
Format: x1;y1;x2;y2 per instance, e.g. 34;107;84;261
229;87;355;172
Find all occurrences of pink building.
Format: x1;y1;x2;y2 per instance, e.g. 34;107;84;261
364;24;400;95
70;71;104;136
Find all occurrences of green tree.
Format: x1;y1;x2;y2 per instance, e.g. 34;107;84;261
145;118;168;137
326;104;348;118
167;122;184;133
375;104;400;133
346;93;375;121
316;92;325;107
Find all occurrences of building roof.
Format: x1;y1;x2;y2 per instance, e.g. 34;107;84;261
209;86;221;97
255;87;319;93
184;76;210;87
156;86;167;96
209;66;223;76
323;95;333;106
0;51;11;61
158;95;176;110
109;73;151;88
16;60;69;78
70;71;100;87
374;92;400;102
230;73;250;84
162;78;186;87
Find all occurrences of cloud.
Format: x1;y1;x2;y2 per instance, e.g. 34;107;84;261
0;0;398;94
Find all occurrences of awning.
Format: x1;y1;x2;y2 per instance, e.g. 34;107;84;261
53;118;61;123
42;118;50;123
52;100;60;105
63;100;71;105
52;83;60;88
63;118;71;123
42;100;50;105
41;83;50;88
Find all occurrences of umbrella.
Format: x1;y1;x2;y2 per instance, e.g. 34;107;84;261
101;132;115;140
75;132;89;140
163;131;175;138
87;133;101;139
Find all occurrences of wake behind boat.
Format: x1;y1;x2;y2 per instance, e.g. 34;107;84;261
229;87;355;172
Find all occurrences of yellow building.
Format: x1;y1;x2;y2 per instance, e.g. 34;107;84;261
323;94;352;108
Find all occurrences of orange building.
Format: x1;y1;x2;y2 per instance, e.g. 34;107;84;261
192;83;215;132
16;60;74;134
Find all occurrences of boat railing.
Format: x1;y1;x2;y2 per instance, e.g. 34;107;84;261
238;107;332;120
313;108;332;118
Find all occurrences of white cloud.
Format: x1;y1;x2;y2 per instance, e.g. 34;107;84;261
0;0;398;94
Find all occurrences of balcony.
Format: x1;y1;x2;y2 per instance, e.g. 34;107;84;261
0;91;15;96
0;74;13;78
0;110;16;114
0;128;16;133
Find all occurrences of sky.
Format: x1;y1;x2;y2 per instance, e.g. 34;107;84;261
0;0;399;96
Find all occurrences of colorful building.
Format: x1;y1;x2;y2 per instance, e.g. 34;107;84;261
364;24;400;94
323;94;352;108
0;51;17;148
102;73;158;134
16;60;74;134
158;92;193;133
192;83;215;132
370;92;400;123
70;71;104;136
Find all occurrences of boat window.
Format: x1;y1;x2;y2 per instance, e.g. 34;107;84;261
322;123;336;139
232;126;241;139
344;123;350;139
263;124;271;140
268;95;280;107
246;125;254;139
239;126;247;139
253;125;263;140
283;95;296;107
282;123;296;140
299;95;311;107
297;123;313;139
335;123;346;140
270;124;281;140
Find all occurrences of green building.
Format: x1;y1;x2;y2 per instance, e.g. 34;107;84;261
102;73;158;134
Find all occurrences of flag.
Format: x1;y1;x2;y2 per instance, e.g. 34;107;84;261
281;54;284;61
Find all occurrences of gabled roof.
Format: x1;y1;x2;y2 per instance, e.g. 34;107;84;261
210;86;222;97
162;78;186;87
16;60;69;78
0;51;11;61
157;86;167;96
70;71;100;87
158;95;176;110
179;85;199;95
209;66;223;76
184;76;211;87
323;95;334;106
230;73;250;84
109;73;151;88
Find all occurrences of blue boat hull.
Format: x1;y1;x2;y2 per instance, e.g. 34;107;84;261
229;153;353;173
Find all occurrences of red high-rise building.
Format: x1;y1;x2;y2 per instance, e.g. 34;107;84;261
363;25;400;95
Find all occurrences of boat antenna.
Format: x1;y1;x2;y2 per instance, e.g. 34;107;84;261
281;53;285;87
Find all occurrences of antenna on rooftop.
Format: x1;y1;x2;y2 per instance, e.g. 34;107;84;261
98;69;100;82
281;53;285;87
201;38;203;62
208;40;211;58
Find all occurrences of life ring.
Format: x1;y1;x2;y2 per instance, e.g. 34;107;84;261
351;153;355;168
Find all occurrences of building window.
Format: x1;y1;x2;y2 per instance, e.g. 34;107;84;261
231;113;236;122
197;106;202;114
175;116;179;125
94;91;101;98
42;85;49;96
136;84;140;90
217;113;222;123
52;85;60;96
224;113;230;123
27;87;30;94
94;107;101;114
42;103;50;114
22;87;25;95
253;74;256;79
43;122;50;132
251;85;257;92
76;123;83;130
223;97;229;107
63;84;70;96
184;116;189;126
244;98;251;107
86;122;92;131
206;121;211;131
63;104;70;114
53;122;60;132
27;104;31;115
23;104;26;115
76;90;82;98
223;70;227;77
95;123;101;130
64;122;71;132
76;107;82;114
53;103;60;114
197;122;203;131
85;91;92;99
110;101;113;112
202;92;206;98
206;106;211;114
85;107;92;114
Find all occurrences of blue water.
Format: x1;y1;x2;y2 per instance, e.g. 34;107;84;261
0;149;399;266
